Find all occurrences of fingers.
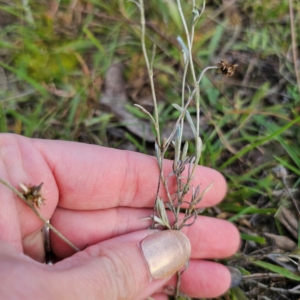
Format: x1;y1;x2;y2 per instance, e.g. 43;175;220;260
50;207;239;259
164;260;231;298
0;160;22;251
0;232;231;300
22;229;45;262
182;216;240;259
147;294;168;300
33;138;227;210
0;134;58;240
53;230;231;299
0;133;226;243
0;136;25;251
52;230;188;300
0;240;61;300
0;133;230;274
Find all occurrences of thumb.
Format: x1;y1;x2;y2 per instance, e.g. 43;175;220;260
53;230;191;300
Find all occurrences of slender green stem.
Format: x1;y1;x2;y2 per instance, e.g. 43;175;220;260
176;0;199;114
176;0;197;84
176;2;218;206
178;59;189;147
178;67;218;194
137;2;212;298
138;0;161;146
197;66;219;84
138;0;163;229
176;0;201;188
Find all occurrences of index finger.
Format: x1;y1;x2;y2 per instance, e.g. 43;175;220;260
33;138;226;210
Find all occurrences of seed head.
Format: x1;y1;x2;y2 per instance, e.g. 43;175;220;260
20;182;45;209
217;59;238;77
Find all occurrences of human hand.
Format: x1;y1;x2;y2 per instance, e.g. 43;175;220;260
0;134;240;299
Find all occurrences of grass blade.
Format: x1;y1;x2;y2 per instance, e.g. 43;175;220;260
220;115;300;170
250;259;300;281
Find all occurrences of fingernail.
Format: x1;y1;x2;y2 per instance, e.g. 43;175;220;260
141;230;191;279
227;266;242;288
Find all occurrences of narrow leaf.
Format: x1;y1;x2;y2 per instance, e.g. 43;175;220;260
134;104;156;124
250;259;300;281
181;141;189;161
185;110;197;138
220;115;300;169
241;233;266;244
177;36;189;64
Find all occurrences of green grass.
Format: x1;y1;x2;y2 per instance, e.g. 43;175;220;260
1;0;300;299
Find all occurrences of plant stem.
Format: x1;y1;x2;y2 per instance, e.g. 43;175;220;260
197;66;219;84
138;0;161;146
176;0;201;187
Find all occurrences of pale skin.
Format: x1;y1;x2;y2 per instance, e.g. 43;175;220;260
0;134;240;300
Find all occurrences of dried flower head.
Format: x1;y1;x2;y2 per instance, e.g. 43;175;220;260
217;59;238;77
20;182;45;209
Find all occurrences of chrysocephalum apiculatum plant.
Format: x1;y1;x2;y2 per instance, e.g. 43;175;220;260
0;1;238;297
133;0;237;298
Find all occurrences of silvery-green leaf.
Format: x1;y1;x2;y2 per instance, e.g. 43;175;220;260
181;141;189;161
166;202;176;213
195;136;202;162
134;104;155;124
156;198;170;228
185;109;197;138
155;216;171;228
154;142;162;168
174;136;180;167
172;103;183;113
174;125;182;166
188;155;196;177
176;124;182;139
193;182;213;205
176;36;189;64
192;0;206;25
192;7;200;22
153;216;167;227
